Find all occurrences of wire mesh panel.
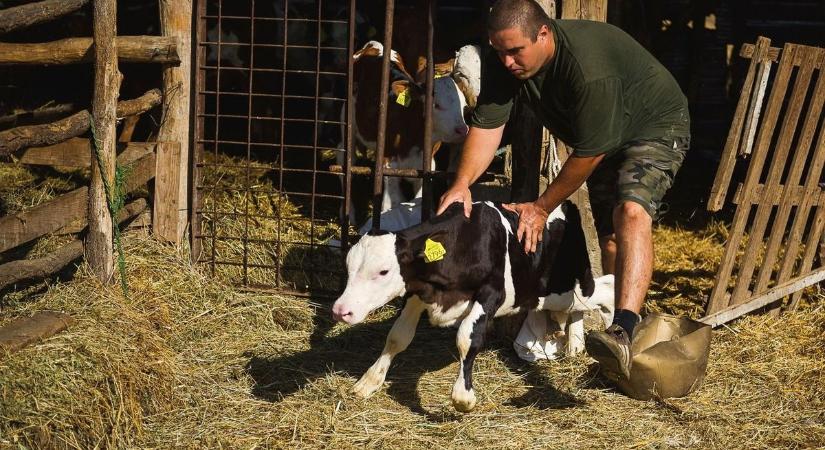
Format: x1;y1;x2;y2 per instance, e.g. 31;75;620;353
192;0;354;295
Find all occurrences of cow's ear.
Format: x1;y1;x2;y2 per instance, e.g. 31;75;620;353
414;229;450;260
396;236;414;265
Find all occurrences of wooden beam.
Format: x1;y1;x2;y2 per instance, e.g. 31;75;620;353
87;0;120;284
0;36;179;66
18;140;156;169
740;43;781;62
0;312;73;358
700;266;825;328
0;148;155;254
153;142;182;242
0;102;75;129
560;0;607;21
0;0;89;35
0;199;147;291
0;89;161;156
157;0;192;244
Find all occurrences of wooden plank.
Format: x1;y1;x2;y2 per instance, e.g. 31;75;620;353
788;201;825;309
0;89;161;156
560;0;606;21
700;266;825;328
740;60;771;156
158;0;192;245
706;42;798;314
0;312;73;357
754;48;825;296
18;137;90;167
0;36;179;65
740;43;780;62
0;0;89;35
118;115;139;143
17;140;154;169
729;44;817;305
732;183;810;206
0;149;155;254
708;37;771;211
0;199;147;290
153;142;182;242
87;0;120;284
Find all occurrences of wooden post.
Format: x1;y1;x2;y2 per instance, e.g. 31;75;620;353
157;0;192;244
560;0;607;22
87;0;121;284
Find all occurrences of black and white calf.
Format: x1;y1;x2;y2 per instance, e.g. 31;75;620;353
332;201;614;412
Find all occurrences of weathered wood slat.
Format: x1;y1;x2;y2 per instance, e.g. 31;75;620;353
740;60;771;156
0;89;161;156
0;199;147;291
708;37;771;211
706;42;798;314
0;102;75;129
741;42;825;68
754;48;825;296
789;201;825;309
18;139;155;169
158;0;193;245
0;36;179;65
700;266;825;328
0;0;89;35
0;312;73;357
0;148;155;253
732;184;814;206
729;45;817;305
153;142;182;242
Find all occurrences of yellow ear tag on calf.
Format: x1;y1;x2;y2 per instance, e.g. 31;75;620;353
424;238;446;263
396;88;411;107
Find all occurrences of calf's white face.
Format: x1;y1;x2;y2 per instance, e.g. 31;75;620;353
432;77;469;144
332;233;406;324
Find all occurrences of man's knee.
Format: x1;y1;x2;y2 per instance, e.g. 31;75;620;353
613;201;652;225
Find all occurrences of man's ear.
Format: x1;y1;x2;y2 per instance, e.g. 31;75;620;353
537;24;550;42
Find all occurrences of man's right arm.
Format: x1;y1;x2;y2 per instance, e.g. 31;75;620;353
436;125;505;216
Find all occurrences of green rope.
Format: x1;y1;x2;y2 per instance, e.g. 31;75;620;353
89;117;129;297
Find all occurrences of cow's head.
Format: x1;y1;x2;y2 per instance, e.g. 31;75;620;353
432;76;470;144
332;231;406;324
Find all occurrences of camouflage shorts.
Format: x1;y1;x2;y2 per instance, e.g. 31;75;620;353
586;135;690;237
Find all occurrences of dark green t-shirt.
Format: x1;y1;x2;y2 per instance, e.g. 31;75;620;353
471;20;690;156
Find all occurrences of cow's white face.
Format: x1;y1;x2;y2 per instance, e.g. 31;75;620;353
432;77;469;144
332;233;406;324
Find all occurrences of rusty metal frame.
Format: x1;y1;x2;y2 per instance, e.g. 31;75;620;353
190;0;440;295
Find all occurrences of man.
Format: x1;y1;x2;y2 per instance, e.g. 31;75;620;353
436;0;690;382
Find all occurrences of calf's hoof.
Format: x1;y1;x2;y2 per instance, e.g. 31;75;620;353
451;387;477;412
351;372;383;398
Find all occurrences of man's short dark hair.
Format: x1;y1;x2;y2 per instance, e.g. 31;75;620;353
487;0;552;41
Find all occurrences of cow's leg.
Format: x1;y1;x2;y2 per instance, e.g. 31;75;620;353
537;275;615;327
566;311;585;356
352;296;426;398
452;286;498;412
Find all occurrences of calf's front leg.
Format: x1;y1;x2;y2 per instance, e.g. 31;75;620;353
352;296;425;398
452;286;499;412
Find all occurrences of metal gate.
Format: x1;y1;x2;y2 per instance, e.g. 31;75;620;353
191;0;358;295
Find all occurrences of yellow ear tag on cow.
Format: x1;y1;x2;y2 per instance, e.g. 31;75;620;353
424;238;446;263
396;88;411;107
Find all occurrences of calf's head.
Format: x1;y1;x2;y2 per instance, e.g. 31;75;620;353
332;231;407;324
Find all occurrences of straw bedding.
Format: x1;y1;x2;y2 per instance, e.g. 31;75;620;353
1;161;824;449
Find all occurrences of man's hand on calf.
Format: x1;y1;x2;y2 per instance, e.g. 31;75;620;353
502;202;549;253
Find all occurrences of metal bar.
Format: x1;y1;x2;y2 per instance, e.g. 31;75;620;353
201;14;348;24
191;0;207;264
210;0;225;278
241;0;257;285
196;114;345;125
421;0;436;221
199;42;349;51
276;0;288;289
341;0;356;253
371;0;396;231
198;65;348;76
308;0;323;280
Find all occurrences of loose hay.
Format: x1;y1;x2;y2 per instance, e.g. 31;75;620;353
1;225;823;449
2;158;824;449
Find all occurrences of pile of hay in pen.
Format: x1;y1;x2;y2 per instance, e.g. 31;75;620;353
2;159;824;448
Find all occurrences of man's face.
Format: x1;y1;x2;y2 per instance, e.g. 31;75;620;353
490;25;550;80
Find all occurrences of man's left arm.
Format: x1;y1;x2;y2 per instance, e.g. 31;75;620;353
503;153;605;253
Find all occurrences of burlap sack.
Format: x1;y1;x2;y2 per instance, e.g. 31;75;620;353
612;313;711;400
